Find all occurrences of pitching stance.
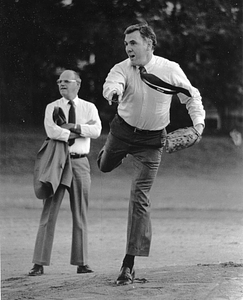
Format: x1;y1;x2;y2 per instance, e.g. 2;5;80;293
97;22;205;285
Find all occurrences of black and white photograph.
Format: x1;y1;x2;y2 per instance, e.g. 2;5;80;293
1;0;243;299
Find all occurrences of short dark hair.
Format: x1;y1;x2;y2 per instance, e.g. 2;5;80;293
124;22;157;49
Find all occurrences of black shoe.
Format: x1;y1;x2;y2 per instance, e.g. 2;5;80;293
116;266;135;285
28;264;44;276
77;265;94;274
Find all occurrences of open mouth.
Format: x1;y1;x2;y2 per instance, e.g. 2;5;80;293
129;54;135;59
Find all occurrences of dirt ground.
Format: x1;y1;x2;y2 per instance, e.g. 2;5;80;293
1;168;243;299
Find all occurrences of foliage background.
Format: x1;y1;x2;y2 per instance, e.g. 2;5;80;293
1;0;242;132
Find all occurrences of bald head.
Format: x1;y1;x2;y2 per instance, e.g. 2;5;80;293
57;70;81;100
61;70;81;83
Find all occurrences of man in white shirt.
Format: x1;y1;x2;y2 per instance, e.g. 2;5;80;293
97;23;205;285
29;70;102;276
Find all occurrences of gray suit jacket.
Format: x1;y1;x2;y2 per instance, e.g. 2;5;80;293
33;139;72;199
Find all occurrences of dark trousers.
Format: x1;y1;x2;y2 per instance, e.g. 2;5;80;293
97;115;165;256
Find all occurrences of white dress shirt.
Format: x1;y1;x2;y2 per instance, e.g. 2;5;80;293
103;55;205;130
44;96;102;154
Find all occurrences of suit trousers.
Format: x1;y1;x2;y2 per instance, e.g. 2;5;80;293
97;115;165;256
32;157;91;266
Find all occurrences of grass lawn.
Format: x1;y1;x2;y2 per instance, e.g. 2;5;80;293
1;123;242;179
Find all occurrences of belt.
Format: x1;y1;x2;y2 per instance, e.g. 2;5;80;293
70;153;87;159
117;114;162;134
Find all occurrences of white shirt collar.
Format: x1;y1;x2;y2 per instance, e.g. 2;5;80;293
144;55;156;71
63;96;79;104
136;54;156;72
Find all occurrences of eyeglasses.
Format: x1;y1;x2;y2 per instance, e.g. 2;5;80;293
56;79;77;85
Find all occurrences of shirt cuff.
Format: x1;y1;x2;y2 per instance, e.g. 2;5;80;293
193;118;205;127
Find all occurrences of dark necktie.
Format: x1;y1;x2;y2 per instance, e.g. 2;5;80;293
139;66;191;97
68;100;76;146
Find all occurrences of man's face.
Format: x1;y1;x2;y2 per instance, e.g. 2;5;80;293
57;71;80;100
124;30;152;66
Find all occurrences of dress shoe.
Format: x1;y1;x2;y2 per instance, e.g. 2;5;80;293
77;265;94;274
28;264;44;276
116;266;135;285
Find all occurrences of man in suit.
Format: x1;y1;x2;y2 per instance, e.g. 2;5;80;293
29;70;102;276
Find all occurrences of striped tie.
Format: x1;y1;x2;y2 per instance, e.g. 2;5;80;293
139;66;191;97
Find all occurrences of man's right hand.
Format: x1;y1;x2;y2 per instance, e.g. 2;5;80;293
107;90;122;105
